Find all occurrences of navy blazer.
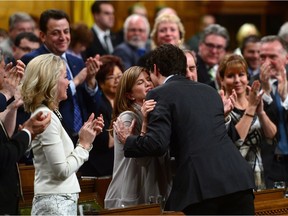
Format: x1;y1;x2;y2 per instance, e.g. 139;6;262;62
124;75;255;211
20;45;92;140
113;42;150;70
83;28;119;60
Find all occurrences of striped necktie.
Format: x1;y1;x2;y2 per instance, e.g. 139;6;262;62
62;57;83;133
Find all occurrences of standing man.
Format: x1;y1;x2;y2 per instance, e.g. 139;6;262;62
241;35;261;78
114;44;255;215
84;0;119;59
0;49;51;214
0;12;35;58
6;32;40;65
113;14;150;70
197;24;229;89
258;35;288;188
20;9;101;144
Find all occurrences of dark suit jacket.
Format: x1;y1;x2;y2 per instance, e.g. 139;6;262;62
80;90;114;177
83;28;119;60
0;122;30;214
20;45;92;141
250;73;287;187
196;54;211;85
124;75;255;211
113;42;150;70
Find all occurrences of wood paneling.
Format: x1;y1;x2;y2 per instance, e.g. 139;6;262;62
0;1;286;52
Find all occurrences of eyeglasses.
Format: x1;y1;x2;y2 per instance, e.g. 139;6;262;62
105;74;122;81
203;42;225;51
17;46;36;53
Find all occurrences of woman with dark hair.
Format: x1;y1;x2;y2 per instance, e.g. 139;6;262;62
80;55;124;177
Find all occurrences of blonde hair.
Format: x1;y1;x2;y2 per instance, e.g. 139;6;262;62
150;13;185;50
236;23;260;46
21;53;65;112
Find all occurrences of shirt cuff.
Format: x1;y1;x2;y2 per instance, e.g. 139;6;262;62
281;95;288;110
85;83;98;96
21;128;32;144
262;93;273;105
69;80;76;95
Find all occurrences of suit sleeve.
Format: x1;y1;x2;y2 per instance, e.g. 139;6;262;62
124;90;170;157
113;48;131;70
0;131;29;169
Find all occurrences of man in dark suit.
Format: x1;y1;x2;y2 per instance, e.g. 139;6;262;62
84;1;119;59
113;14;150;70
0;51;51;214
256;35;288;188
20;9;101;144
114;44;255;214
196;24;229;90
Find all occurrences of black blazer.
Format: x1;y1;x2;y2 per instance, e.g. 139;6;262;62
83;28;119;60
124;75;255;211
0;124;30;214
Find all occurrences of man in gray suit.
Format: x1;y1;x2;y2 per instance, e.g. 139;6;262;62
114;44;255;214
113;14;150;70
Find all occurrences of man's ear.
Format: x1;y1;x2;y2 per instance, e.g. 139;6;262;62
153;64;159;76
39;31;46;43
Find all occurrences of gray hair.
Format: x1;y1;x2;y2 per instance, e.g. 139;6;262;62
278;22;288;42
260;35;288;53
123;14;150;38
199;24;230;49
9;12;34;30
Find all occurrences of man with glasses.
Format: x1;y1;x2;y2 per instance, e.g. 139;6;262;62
6;32;40;65
197;24;229;90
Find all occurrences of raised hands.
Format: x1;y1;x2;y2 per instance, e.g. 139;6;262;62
78;113;104;150
259;61;271;94
1;60;25;101
275;65;287;101
113;117;135;144
246;80;264;114
85;54;103;89
20;111;51;140
219;89;237;117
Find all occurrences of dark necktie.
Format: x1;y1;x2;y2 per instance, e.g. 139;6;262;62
137;48;146;57
274;82;288;154
63;58;83;133
104;34;111;54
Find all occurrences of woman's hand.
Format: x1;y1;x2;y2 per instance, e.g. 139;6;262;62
246;80;263;114
141;99;156;118
78;113;104;150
